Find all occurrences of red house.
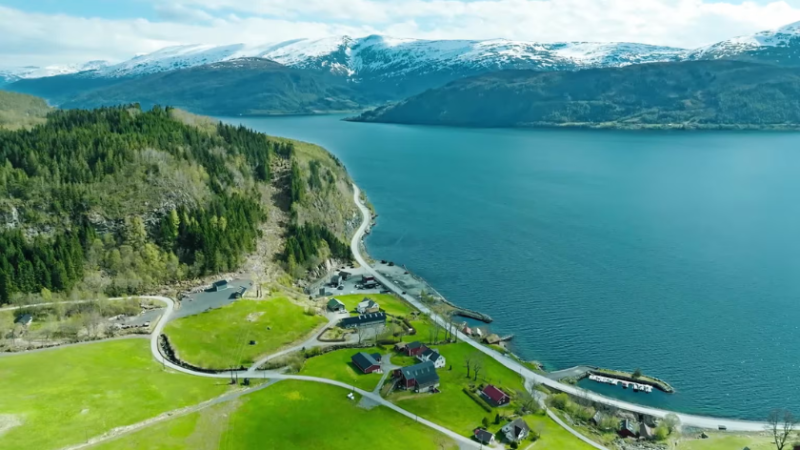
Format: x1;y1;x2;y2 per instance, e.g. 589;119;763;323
481;384;510;406
351;352;382;374
396;361;440;393
405;341;428;357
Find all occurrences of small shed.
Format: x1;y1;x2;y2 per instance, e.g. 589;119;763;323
619;420;638;438
330;275;343;287
211;280;228;292
14;314;33;327
327;298;346;313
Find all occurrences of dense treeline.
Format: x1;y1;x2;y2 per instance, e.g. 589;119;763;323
0;231;85;303
0;104;277;302
284;223;351;273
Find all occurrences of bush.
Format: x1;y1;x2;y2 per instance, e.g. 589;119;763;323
510;442;518;449
654;424;670;441
548;393;572;411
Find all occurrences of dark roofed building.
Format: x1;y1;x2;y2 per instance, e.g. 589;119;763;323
396;361;440;393
327;298;346;312
417;347;446;368
14;314;33;327
339;312;386;329
618;419;638;438
351;352;382;374
502;418;530;442
473;428;495;445
404;341;428;356
211;280;228;292
481;384;510;406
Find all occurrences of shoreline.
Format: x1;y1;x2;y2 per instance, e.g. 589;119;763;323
351;184;772;427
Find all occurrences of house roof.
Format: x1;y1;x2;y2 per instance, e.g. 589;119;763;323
420;347;442;362
400;360;438;383
639;423;654;438
339;312;386;327
620;419;637;433
482;385;508;403
351;352;381;371
415;370;440;388
407;341;426;350
327;298;345;308
504;418;531;437
14;314;32;324
212;280;228;287
358;298;378;308
473;428;494;442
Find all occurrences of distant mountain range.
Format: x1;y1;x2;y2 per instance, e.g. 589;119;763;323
351;60;800;129
4;21;800;117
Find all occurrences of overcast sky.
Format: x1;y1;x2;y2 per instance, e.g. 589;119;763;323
2;0;800;68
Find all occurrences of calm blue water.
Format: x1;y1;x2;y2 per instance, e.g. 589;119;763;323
222;114;800;420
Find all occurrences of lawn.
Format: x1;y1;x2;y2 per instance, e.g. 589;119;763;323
484;414;599;450
334;293;415;317
0;339;229;450
300;347;384;391
164;297;326;369
678;433;775;450
389;342;527;436
93;381;458;450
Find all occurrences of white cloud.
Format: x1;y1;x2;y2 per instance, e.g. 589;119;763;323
2;0;800;68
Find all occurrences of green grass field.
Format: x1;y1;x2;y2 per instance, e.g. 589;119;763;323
482;414;598;450
390;342;527;436
164;297;326;369
93;381;458;450
0;339;228;450
300;348;384;391
333;293;415;317
677;433;775;450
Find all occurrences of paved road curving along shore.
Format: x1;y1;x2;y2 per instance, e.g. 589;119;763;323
349;183;767;432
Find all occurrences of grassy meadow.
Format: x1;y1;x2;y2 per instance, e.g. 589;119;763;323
92;381;457;450
163;297;326;369
299;347;385;391
0;339;228;450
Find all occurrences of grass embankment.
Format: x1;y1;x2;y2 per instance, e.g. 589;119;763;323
334;293;415;316
164;297;326;369
0;90;51;130
299;347;384;391
0;339;228;450
591;367;674;392
677;433;776;450
92;381;458;450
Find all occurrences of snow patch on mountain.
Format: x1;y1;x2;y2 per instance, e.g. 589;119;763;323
689;20;800;59
83;35;690;81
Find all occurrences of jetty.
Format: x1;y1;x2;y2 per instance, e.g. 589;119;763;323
589;374;653;393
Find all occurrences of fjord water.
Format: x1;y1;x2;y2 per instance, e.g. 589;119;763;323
224;114;800;419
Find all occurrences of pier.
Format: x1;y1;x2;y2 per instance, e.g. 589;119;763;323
588;374;653;393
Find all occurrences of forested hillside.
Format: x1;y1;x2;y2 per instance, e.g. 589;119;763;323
0;104;353;304
0;90;51;129
353;60;800;129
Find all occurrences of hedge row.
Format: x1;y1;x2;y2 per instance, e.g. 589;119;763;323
463;387;493;412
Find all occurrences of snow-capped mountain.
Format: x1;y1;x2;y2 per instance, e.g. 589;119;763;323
0;61;110;86
688;21;800;64
89;35;688;81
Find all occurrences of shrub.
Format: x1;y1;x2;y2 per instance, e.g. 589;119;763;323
510;442;518;449
632;368;642;379
482;417;490;428
548;393;572;411
654;424;670;441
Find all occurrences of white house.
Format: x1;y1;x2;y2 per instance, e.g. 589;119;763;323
501;418;530;443
357;298;380;314
416;348;446;369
